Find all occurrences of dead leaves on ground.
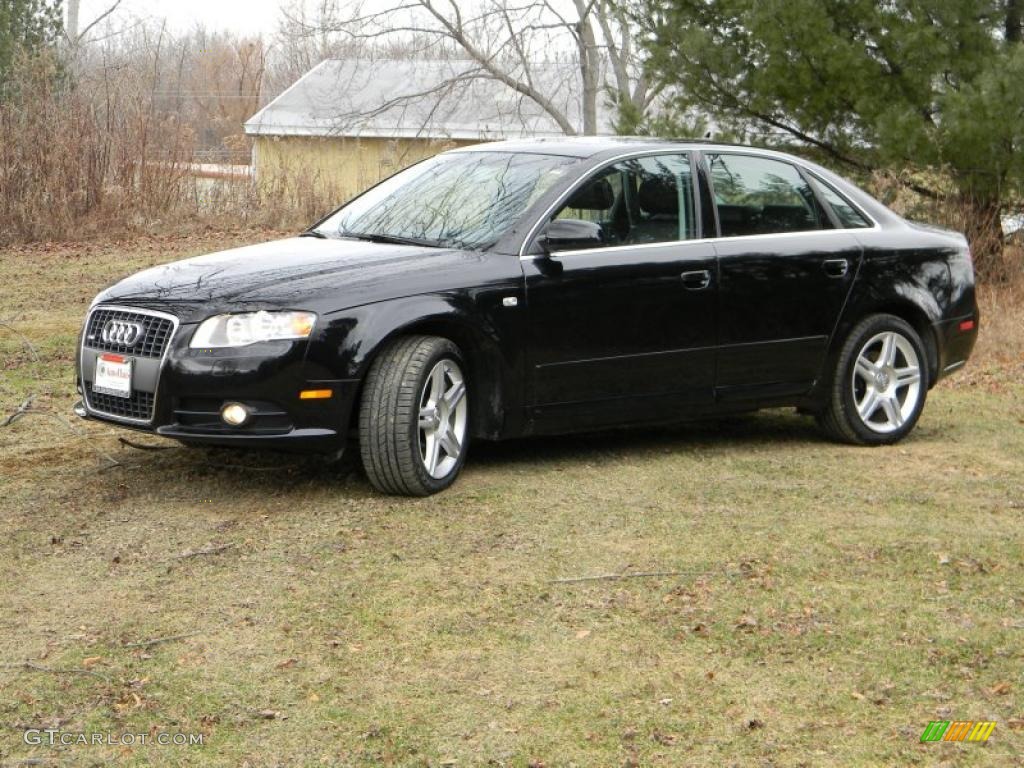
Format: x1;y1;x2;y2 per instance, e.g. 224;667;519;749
935;552;1000;574
849;682;896;707
651;729;679;746
734;614;759;632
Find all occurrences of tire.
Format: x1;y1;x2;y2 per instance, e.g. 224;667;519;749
817;314;929;445
358;335;470;496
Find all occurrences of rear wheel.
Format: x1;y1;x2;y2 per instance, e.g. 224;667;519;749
818;314;928;445
359;335;469;495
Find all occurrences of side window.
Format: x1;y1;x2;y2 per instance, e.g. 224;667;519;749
550;154;695;250
707;153;826;237
556;169;622;225
814;178;873;229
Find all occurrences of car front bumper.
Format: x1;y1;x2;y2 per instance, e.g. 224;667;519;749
76;306;358;452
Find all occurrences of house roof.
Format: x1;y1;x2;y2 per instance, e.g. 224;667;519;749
244;58;616;140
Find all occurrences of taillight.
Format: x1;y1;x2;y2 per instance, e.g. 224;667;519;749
959;319;975;332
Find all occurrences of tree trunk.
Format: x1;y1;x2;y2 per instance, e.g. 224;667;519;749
67;0;80;41
959;194;1006;282
1007;0;1022;43
573;0;599;135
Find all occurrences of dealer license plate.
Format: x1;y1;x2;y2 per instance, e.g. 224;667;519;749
94;354;132;398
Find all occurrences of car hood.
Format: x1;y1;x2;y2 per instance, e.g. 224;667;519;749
96;236;485;314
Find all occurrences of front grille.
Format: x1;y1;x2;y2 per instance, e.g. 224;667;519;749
81;305;178;424
85;383;155;421
85;307;175;358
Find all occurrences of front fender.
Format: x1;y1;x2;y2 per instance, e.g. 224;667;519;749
305;289;527;440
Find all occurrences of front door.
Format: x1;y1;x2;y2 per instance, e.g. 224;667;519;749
704;151;862;401
522;153;717;430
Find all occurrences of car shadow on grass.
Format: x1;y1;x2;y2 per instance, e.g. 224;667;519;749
108;406;944;499
121;409;823;491
468;409;825;468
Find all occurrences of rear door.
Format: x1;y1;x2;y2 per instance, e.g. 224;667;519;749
704;151;864;401
523;152;717;429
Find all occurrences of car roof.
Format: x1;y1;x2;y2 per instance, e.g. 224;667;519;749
452;136;788;160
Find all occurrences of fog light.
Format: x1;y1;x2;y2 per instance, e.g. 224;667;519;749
221;402;250;426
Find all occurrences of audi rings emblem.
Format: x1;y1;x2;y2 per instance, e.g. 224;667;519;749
101;319;144;346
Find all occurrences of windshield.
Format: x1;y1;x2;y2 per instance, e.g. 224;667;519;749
316;151;579;250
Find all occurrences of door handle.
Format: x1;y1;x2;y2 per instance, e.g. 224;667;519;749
822;258;849;278
681;269;712;290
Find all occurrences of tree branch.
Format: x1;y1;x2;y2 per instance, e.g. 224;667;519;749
75;0;124;43
550;569;697;584
0;320;41;362
122;630;203;648
2;661;109;682
1;396;35;427
418;0;579;134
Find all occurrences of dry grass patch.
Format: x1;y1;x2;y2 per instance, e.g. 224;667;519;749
1;233;1022;766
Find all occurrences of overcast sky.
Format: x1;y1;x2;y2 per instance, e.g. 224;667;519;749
78;0;288;36
76;0;583;42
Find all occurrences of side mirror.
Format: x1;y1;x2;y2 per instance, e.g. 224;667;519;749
537;218;603;254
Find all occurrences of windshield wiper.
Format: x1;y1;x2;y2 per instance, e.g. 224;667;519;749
339;231;444;248
299;229;328;239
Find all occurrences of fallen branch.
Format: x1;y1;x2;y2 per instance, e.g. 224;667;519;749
122;630;203;649
174;543;234;560
1;408;128;469
0;319;41;363
1;660;109;682
1;396;35;427
549;570;695;584
118;436;173;451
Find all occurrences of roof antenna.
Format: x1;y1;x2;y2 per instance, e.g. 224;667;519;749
704;130;713;140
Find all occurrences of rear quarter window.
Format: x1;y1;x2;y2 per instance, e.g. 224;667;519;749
706;153;827;237
813;178;874;229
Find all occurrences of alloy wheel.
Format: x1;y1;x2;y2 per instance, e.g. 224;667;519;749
418;359;468;479
851;331;922;434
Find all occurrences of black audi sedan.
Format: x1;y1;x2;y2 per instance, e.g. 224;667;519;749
75;138;978;495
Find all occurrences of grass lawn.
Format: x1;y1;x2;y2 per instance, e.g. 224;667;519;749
1;233;1022;766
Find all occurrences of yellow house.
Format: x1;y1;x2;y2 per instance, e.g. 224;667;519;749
244;58;611;203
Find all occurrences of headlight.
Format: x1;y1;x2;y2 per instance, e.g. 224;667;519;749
190;311;317;349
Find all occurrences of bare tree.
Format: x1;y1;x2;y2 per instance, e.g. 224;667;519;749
271;0;356;94
65;0;125;48
67;0;79;39
147;26;267;162
279;0;659;135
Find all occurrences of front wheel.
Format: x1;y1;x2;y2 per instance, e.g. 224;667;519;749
818;314;929;445
359;335;469;496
